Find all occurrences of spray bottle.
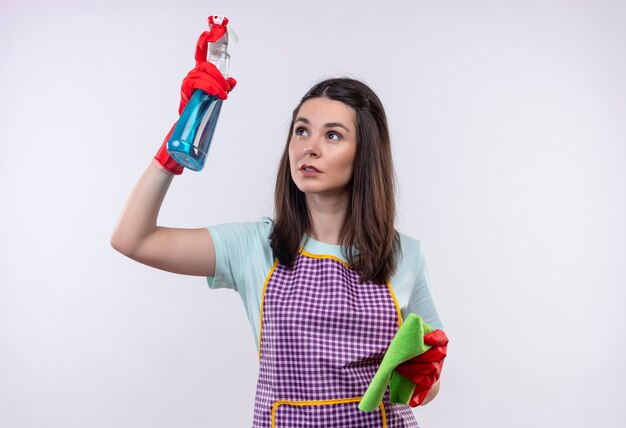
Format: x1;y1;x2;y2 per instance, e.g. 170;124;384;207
167;16;233;171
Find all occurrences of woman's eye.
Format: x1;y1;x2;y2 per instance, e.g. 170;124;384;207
295;127;309;136
327;131;341;141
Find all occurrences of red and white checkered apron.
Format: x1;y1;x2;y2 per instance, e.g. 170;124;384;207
252;252;419;427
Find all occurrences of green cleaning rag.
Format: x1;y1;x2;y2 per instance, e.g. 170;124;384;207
358;313;434;412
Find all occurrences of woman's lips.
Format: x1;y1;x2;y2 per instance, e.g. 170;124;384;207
300;164;321;176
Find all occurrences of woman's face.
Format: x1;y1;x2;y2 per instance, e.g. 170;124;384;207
288;97;357;200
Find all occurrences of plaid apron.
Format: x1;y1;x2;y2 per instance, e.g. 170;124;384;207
252;252;419;427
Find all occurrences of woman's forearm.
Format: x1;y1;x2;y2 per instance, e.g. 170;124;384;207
420;380;440;406
110;159;175;255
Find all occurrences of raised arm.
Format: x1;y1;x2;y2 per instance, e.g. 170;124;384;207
110;159;216;277
110;55;236;277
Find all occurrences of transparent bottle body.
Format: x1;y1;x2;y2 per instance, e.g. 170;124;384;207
167;92;223;171
167;34;229;171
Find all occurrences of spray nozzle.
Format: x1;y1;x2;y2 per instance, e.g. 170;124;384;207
203;14;234;78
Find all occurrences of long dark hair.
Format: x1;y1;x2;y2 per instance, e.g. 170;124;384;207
269;78;400;284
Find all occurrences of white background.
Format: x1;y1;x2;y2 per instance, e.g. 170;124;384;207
1;0;625;427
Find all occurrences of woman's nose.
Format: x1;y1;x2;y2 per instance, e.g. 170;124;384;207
304;135;322;157
304;147;318;157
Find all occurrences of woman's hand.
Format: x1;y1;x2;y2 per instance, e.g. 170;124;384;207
154;62;237;175
178;61;237;114
395;329;448;406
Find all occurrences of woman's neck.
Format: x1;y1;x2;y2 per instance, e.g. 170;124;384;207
305;193;349;245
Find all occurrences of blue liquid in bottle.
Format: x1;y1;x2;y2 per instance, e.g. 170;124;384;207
167;92;223;171
167;26;230;171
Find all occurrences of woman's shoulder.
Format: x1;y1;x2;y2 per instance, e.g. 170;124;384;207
395;230;427;272
207;217;274;246
252;216;273;237
214;216;272;231
397;231;424;256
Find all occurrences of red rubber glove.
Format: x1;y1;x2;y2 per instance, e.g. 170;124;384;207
394;329;448;407
154;15;237;175
178;61;237;115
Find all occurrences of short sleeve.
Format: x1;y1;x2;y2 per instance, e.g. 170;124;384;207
206;219;272;291
407;249;445;330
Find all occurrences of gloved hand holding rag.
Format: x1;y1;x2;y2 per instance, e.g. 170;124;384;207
359;313;448;411
395;327;448;406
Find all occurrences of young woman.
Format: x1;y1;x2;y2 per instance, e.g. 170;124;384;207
111;60;447;427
